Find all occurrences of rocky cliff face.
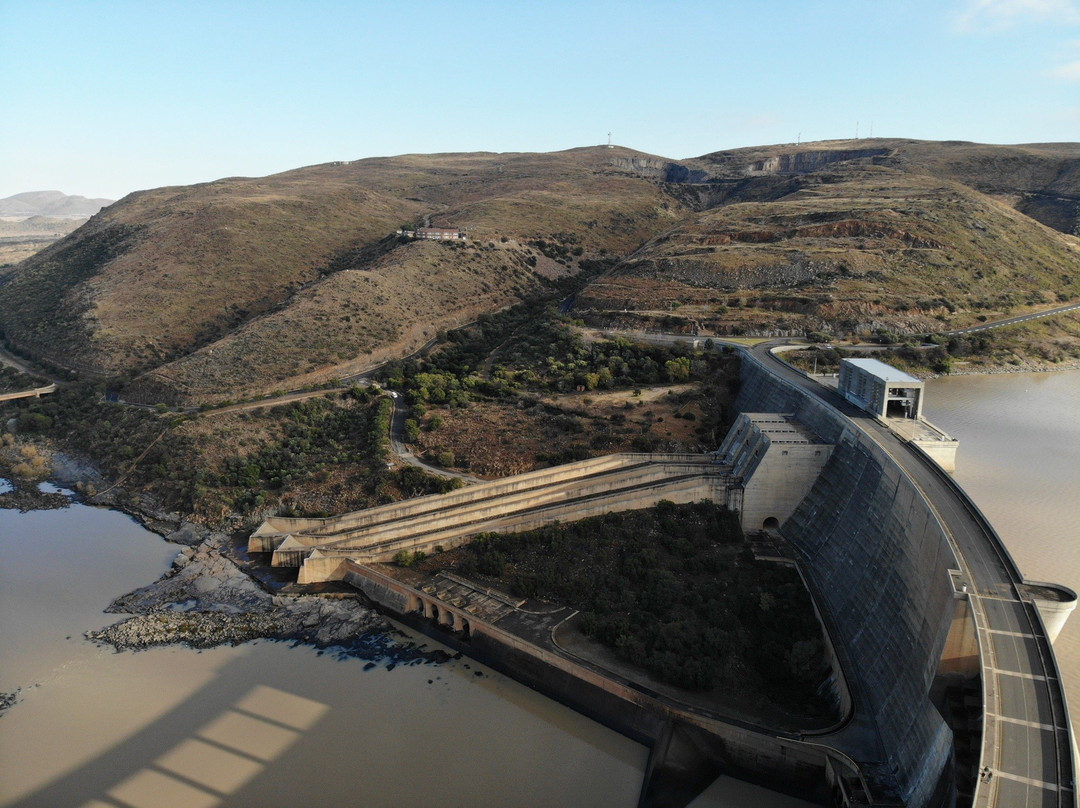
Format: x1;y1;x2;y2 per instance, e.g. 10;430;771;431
744;148;892;175
608;155;710;183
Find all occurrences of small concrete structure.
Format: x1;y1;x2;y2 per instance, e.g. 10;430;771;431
715;413;833;532
1020;582;1079;644
839;357;923;419
0;383;57;403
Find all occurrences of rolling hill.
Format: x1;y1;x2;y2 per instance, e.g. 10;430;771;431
0;140;1077;403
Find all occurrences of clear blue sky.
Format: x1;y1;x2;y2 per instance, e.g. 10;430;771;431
2;0;1078;201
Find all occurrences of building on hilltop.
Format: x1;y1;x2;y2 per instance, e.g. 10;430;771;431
397;227;467;241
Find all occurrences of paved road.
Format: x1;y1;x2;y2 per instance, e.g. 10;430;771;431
0;343;53;379
0;383;57;403
748;341;1076;808
945;301;1080;336
387;396;484;485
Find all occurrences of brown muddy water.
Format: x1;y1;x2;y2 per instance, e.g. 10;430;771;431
0;487;815;807
923;369;1080;740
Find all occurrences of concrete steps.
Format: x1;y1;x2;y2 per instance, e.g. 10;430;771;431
295;471;731;583
295;473;730;574
250;453;653;553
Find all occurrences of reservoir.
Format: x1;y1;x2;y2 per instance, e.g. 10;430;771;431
2;368;1074;807
0;491;813;807
0;496;647;807
923;369;1080;740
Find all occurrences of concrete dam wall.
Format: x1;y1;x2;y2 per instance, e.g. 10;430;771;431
736;355;958;806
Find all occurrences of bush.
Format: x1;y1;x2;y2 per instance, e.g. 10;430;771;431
451;501;828;709
393;549;426;567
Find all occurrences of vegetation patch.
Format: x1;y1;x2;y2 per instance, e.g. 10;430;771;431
786;310;1080;377
446;500;836;722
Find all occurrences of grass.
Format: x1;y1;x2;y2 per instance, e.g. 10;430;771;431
2;141;1078;402
580;164;1080;341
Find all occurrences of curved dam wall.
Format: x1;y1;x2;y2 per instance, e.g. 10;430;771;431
736;355;958;807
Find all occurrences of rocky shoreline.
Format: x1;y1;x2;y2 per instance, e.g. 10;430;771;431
3;454;454;674
85;535;453;665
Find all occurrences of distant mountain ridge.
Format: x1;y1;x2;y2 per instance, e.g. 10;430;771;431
0;191;114;219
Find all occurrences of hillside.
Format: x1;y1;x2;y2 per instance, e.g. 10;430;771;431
1;140;1078;402
579;160;1080;338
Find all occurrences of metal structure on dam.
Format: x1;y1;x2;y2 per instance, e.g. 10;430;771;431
251;344;1077;807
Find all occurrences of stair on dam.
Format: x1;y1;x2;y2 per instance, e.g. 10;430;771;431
248;453;733;582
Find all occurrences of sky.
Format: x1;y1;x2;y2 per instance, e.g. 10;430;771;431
2;0;1079;201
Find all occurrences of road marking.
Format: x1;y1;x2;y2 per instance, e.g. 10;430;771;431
991;668;1048;682
996;715;1056;731
993;770;1060;792
987;629;1036;639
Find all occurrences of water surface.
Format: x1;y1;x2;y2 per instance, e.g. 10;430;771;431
924;369;1080;737
0;489;815;807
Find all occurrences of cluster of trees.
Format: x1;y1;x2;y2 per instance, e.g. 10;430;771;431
793;328;1001;376
1;381;458;520
0;434;50;480
211;391;390;513
382;299;735;410
530;236;584;264
455;500;830;712
4;381;201;510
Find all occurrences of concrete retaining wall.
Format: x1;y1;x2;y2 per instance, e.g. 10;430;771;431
342;561;848;804
736;353;958;806
251;454;713;554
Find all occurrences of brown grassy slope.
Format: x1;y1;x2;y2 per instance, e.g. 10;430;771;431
579;164;1080;336
272;147;690;252
680;138;1080;234
3;140;1079;388
0;179;424;376
124;239;545;404
0;147;683;386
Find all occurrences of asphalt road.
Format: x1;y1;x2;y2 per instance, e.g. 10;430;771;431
945;301;1080;336
387;395;484;484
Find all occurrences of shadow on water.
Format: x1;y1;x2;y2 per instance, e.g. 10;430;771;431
8;651;335;808
6;633;650;808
